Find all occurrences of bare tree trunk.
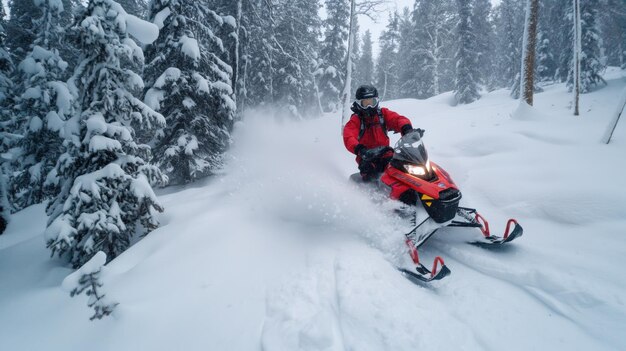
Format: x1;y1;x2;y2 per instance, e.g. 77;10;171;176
521;0;539;106
433;25;440;96
382;70;388;101
341;0;356;133
603;87;626;144
312;71;324;115
233;0;243;110
573;0;581;116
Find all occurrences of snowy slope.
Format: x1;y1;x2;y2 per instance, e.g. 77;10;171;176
1;69;626;351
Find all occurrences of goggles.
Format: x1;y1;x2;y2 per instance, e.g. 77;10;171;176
358;97;379;109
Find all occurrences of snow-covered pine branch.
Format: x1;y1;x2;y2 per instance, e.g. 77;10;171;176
5;0;42;63
62;251;118;320
45;0;165;268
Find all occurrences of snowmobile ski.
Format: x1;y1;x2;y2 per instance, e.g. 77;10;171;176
399;237;451;283
452;207;523;247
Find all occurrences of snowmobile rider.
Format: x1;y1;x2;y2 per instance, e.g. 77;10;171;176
343;84;423;181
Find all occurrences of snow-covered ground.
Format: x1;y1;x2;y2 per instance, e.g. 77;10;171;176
2;68;626;350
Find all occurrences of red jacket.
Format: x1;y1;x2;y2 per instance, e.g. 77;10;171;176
343;108;412;162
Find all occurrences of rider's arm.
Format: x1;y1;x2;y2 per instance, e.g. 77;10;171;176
382;108;412;135
343;115;363;154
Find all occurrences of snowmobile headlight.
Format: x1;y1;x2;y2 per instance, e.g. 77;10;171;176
404;164;427;176
425;159;431;173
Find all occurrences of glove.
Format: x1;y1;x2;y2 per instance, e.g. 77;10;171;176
401;126;425;138
401;124;413;136
358;160;376;175
354;144;366;157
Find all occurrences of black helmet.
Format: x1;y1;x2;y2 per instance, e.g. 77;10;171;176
355;85;378;100
353;85;380;115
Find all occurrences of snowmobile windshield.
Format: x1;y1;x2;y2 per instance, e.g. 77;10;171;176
393;131;428;165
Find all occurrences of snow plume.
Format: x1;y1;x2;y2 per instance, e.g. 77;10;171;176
223;109;408;263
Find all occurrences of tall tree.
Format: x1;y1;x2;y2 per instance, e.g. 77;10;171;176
520;0;539;106
375;11;400;100
0;6;9;230
493;0;525;92
45;0;165;268
355;29;373;85
144;0;236;185
272;0;322;118
319;0;349;112
340;0;385;129
572;0;581;115
536;27;556;82
396;6;419;99
599;0;626;68
237;0;276;110
349;17;361;94
412;0;457;98
0;5;13;108
568;0;606;93
8;0;74;210
472;0;494;88
454;0;480;104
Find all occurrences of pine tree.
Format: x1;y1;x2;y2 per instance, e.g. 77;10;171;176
599;0;626;68
318;0;349;112
272;0;322;118
0;6;13;108
6;0;42;61
375;12;400;100
0;7;17;226
355;29;373;85
493;0;525;91
547;0;573;82
536;28;556;82
472;0;494;88
237;0;276;110
375;12;399;100
45;0;165;268
454;0;480;104
144;0;236;185
568;0;606;93
397;7;419;98
412;0;457;98
8;0;74;210
208;0;241;111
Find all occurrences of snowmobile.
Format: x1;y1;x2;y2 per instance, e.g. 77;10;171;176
350;131;523;284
